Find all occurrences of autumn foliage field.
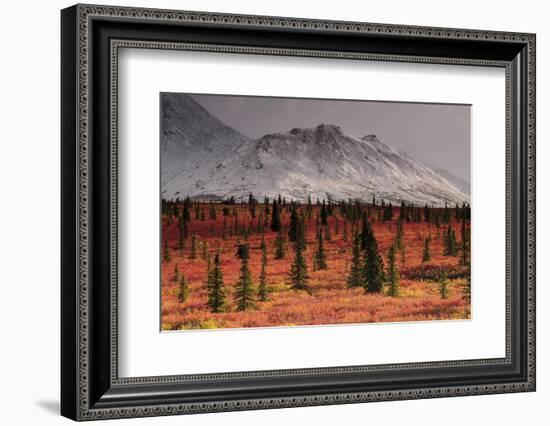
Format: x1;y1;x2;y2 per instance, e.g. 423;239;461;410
161;198;470;330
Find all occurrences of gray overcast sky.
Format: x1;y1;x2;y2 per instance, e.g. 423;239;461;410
191;94;471;183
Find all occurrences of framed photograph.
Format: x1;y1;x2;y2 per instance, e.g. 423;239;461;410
61;4;536;421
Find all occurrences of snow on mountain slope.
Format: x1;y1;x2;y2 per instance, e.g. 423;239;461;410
160;93;250;184
161;95;470;206
435;168;471;196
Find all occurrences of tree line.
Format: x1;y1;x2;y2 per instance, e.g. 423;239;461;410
163;193;471;312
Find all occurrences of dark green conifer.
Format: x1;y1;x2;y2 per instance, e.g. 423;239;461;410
347;234;364;288
258;238;269;302
387;244;400;297
274;227;286;259
270;200;281;232
189;233;197;259
207;253;227;313
422;235;432;262
289;242;309;291
313;231;327;271
177;274;189;303
163;236;171;263
234;245;256;311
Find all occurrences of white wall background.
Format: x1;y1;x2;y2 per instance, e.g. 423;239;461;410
0;0;546;424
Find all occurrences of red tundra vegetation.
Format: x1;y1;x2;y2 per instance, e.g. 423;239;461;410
161;196;470;330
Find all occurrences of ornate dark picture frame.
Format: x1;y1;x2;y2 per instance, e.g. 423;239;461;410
61;4;536;421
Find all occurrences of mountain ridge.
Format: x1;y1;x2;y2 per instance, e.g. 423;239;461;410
160;94;470;206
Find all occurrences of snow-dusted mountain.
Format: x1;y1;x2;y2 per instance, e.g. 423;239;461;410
161;94;470;206
435;168;470;196
161;93;250;183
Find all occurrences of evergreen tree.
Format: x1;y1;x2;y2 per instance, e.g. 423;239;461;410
189;233;197;259
207;253;227;313
439;270;449;299
451;229;457;256
399;200;406;220
289;241;309;291
172;263;180;282
443;224;457;256
306;194;313;220
209;203;217;220
359;215;373;251
296;213;307;250
234;245;256;311
201;241;209;261
422;235;432;262
288;207;300;242
424;203;431;223
382;202;393;221
313;231;328;270
443;202;451;223
324;222;331;241
162;236;171;263
395;218;404;250
362;220;385;293
343;220;348;242
274;227;286;259
178;222;185;253
460;218;470;266
347;234;364;288
182;198;191;223
270;200;281;232
177;274;189;303
258;238;269;302
320;200;328;226
387;244;400;297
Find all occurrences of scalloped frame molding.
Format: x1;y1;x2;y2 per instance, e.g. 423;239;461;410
67;4;535;420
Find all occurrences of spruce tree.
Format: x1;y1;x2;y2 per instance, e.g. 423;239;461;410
443;202;451;223
189;233;197;259
234;245;256;311
274;227;286;259
343;220;348;242
207;253;227;313
460;218;470;266
395;218;404;250
387;244;400;297
439;270;449;299
347;234;364;288
424;203;431;223
324;222;331;241
201;241;209;261
313;231;327;271
258;238;269;301
443;224;457;256
288;207;299;242
289;242;309;291
451;229;457;256
363;222;385;294
172;263;180;282
162;236;171;263
320;200;328;226
209;203;217;220
177;274;189;303
296;214;307;250
270;200;281;232
422;235;432;262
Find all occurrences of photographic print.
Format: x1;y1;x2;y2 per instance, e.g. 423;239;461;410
160;93;471;331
